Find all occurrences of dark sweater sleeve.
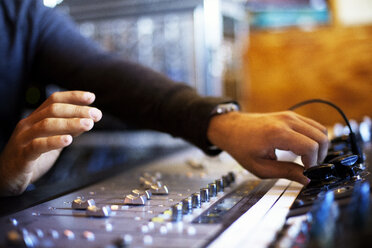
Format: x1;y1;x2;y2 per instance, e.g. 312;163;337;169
29;1;233;155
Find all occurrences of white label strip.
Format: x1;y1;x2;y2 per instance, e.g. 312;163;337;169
208;179;302;248
243;181;303;247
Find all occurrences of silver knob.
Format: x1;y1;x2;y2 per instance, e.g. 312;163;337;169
215;179;224;193
192;193;201;208
171;203;183;222
182;197;193;214
208;183;217;197
200;188;210;202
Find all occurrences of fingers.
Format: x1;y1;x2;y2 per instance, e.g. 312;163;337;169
295;113;328;135
251;158;310;185
23;135;73;161
275;112;328;166
21;118;94;142
289;119;329;164
18;90;102;144
275;129;321;168
34;91;96;113
27;103;102;125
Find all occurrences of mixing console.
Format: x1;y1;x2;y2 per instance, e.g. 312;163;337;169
0;117;371;248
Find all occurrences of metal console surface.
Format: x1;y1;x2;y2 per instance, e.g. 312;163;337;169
0;130;371;248
0;148;281;248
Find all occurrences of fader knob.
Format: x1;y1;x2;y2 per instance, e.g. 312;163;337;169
71;198;96;210
139;177;153;189
124;194;147;205
200;188;210;202
150;185;169;195
86;205;111;218
132;189;152;200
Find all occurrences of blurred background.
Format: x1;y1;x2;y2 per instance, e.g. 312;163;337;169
43;0;372;126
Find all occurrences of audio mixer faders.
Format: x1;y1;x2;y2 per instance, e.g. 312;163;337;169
0;116;372;248
0;149;268;248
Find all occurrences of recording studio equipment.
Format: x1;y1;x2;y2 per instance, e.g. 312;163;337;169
0;111;371;247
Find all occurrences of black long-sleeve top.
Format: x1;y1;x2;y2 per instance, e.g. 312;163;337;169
0;0;232;155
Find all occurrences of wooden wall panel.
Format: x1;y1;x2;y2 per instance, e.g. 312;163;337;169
241;25;372;125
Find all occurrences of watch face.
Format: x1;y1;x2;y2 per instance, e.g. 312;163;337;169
213;103;239;116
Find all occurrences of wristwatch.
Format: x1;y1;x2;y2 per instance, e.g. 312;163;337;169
210;103;240;117
207;102;240;151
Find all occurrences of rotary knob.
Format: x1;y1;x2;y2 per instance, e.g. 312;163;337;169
200;188;210;202
227;172;235;183
171;203;183;222
222;176;230;187
215;179;224;193
208;183;217;197
182;197;193;214
192;193;201;208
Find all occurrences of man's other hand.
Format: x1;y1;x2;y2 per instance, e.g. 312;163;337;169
0;91;102;196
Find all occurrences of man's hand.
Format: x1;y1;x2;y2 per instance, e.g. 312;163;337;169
207;111;328;185
0;91;102;196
